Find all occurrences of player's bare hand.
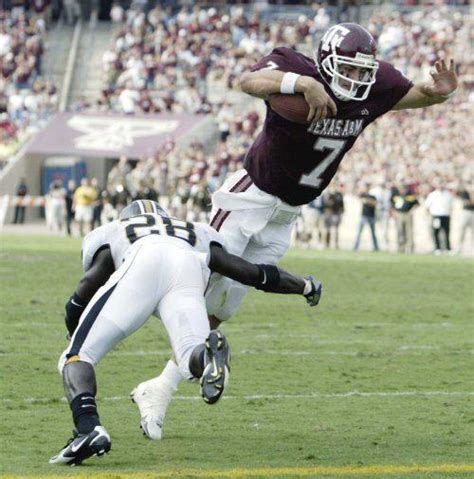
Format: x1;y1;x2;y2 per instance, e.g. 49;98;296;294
429;59;457;97
296;76;337;123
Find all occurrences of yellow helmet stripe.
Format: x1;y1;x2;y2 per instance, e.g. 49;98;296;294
144;200;153;213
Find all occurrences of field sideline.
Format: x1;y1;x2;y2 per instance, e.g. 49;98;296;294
0;235;473;478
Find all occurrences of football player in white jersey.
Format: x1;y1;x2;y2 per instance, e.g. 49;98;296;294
51;200;322;465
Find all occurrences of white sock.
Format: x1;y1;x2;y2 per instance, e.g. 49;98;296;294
157;360;184;393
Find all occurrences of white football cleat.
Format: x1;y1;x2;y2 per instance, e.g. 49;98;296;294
130;378;174;440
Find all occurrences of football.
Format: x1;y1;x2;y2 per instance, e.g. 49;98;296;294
268;93;310;124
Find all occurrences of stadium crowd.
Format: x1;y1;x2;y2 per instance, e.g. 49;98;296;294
3;2;473;253
70;4;331;114
0;3;58;169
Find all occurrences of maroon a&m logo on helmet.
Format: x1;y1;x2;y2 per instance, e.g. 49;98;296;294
316;23;379;102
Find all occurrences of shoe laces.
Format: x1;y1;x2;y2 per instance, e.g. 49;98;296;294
62;430;79;449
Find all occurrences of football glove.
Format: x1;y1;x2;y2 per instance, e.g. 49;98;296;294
65;293;87;338
303;276;322;307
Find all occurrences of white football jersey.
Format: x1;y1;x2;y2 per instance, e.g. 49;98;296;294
82;213;226;272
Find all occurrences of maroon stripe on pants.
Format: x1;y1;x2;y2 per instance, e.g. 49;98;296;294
229;173;251;193
210;174;253;231
215;211;231;232
210;208;225;229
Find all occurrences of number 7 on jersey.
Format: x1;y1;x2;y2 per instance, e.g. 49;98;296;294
299;138;346;189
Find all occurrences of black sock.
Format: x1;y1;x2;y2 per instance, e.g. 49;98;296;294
189;344;206;378
70;393;100;434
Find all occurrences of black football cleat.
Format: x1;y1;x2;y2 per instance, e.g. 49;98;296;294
200;330;230;405
49;426;111;465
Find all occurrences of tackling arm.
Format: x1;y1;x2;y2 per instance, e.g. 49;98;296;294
208;244;322;306
65;248;115;336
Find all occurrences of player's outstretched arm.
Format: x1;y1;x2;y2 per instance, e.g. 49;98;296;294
65;248;115;336
392;59;457;110
240;70;337;122
208;244;322;306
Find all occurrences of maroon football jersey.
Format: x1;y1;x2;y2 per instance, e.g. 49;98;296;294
244;47;413;206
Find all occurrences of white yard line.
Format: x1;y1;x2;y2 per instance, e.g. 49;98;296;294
1;347;472;357
2;321;463;330
2;390;474;405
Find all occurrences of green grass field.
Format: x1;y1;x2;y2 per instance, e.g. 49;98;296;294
0;234;473;479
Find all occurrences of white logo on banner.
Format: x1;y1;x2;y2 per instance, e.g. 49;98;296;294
67;116;179;151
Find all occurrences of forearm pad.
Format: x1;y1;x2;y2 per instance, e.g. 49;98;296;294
65;293;87;336
255;264;280;292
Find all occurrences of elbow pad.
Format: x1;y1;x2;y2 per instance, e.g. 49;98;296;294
256;264;280;292
65;293;87;337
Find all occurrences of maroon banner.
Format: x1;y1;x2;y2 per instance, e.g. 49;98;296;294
26;112;206;159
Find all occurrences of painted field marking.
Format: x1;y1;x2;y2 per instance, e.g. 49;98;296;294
288;250;474;263
2;347;473;358
3;463;474;478
1;320;464;330
2;390;474;405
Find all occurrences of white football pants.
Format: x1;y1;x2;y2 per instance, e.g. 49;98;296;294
58;237;209;379
205;169;300;321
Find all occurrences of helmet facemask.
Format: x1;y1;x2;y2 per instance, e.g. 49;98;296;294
320;52;379;102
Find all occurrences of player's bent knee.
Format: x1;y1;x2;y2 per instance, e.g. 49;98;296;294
58;350;96;375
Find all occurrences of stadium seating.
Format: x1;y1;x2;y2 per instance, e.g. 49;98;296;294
0;6;57;170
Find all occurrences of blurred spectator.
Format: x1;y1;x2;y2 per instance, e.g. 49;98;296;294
13;177;27;224
110;2;124;24
65;179;76;236
216;102;233;143
46;179;66;233
101;195;118;224
73;178;97;236
456;184;474;254
63;0;80;25
353;183;379;252
370;181;392;249
323;184;344;249
298;197;325;248
392;184;419;253
425;181;453;254
107;155;131;208
188;181;211;222
90;177;103;230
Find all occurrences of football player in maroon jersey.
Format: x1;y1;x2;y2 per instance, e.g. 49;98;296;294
130;22;458;438
204;22;457;323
